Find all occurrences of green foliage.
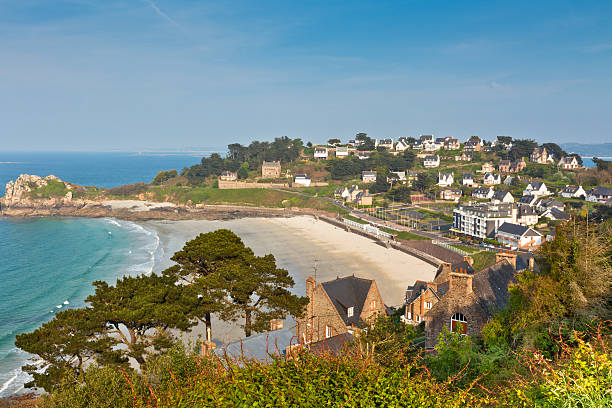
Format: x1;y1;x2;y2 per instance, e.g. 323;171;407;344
29;180;68;199
508;139;538;161
237;162;249;179
370;166;390;193
106;182;148;197
471;251;497;270
152;170;178;185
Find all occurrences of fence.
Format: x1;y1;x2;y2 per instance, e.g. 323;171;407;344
433;241;470;256
343;218;393;238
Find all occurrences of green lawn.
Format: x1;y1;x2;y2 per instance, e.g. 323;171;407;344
449;244;480;254
471;251;497;270
344;214;369;224
380;227;429;241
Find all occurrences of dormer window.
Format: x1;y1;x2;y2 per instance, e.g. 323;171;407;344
347;306;354;317
371;300;376;309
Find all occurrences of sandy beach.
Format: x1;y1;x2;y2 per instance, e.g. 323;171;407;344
143;215;437;346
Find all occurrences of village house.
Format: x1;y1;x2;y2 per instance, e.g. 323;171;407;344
314;147;329;159
362;170;377;183
463;137;483;152
586;186;612;204
357;151;371;160
423;140;441;152
494;136;513;150
297;276;387;344
261;161;282;178
496;223;543;249
519;195;539;207
219;170;237;181
419;134;434;144
530;147;553;164
444;138;461;150
354;190;373;206
480;162;495;174
335;146;349;157
334;187;350;200
438;172;454;187
499;158;526;173
440;188;462;202
535;197;565;213
375;138;394;149
472;186;494;200
395;137;411;152
415;253;525;348
423;155;440;168
483;173;501;185
558;156;580;169
503;175;515;186
542;207;571;221
560;185;587;199
517;205;539;226
294;174;311;187
491;190;514;204
523;181;550;197
455;152;473;162
462;173;474;186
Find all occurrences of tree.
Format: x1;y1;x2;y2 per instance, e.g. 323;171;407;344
206;250;308;337
15;308;121;392
371;167;390;193
152;170;178;185
414;172;435;193
509;139;538;161
237;162;249;179
86;274;194;365
328;138;341;146
165;230;250;342
542;143;567;161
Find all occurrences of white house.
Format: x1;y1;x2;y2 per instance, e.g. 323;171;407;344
523;181;550;197
462;173;474;186
362;171;377;183
294;174;311;186
558;156;580;169
423;141;441;152
542;207;571;221
559;185;586;199
389;171;407;183
586;187;612;204
395;138;411;152
519;195;539;207
314;147;328;159
438;172;454;187
334;187;350;200
357;152;371;160
375;138;394;149
492;190;514;203
423;155;440;168
517;205;539;226
496;222;543;249
335;146;349;157
483;173;501;185
472;187;494;200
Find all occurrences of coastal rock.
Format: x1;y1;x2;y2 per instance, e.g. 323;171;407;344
3;174;62;205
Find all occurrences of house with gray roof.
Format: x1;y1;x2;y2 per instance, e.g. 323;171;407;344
491;190;514;203
496;222;543;249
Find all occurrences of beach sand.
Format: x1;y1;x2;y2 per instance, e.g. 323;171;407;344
143;216;437;346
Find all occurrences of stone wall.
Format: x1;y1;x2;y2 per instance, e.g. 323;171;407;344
218;180;288;189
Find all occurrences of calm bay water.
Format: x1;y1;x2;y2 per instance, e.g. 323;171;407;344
0;151;211;397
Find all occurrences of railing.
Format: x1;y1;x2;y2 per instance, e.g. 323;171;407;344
343;218;393;238
433;240;470;256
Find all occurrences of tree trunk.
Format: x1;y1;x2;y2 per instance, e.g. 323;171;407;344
245;309;252;337
205;312;212;342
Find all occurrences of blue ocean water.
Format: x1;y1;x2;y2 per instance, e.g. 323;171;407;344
0;152;212;397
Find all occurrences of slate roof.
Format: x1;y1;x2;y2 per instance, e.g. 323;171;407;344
590;186;612;197
528;181;544;190
473;187;492;196
214;328;296;363
472;260;518;317
309;333;354;355
519;205;537;216
548;207;570;220
463;173;473;179
519;195;537;205
497;222;530;236
321;276;373;326
493;190;512;201
401;241;465;264
424;155;439;161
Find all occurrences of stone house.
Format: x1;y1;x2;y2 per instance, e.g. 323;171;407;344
296;276;387;345
481;162;495;173
530;147;553;164
423;257;519;348
455;152;473;162
440;188;462;202
499;158;526;173
261;161;282;178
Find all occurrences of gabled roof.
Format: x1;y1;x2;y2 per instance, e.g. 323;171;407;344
472;260;518;316
519;205;537;216
548;207;570;220
309;333;354;355
492;190;512;200
519;195;537;204
589;186;612;196
527;181;545;190
463;173;473;179
321;276;374;326
424;155;439;160
497;222;530;236
473;187;492;195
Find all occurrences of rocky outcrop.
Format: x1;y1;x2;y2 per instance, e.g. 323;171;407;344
4;174;66;205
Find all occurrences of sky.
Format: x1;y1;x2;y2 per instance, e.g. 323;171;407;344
0;0;611;151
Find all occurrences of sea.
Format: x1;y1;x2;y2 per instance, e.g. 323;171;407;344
0;151;214;397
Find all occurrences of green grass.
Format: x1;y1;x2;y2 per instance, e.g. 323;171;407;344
29;180;68;199
449;244;480;254
380;227;429;241
471;251;497;270
344;214;369;224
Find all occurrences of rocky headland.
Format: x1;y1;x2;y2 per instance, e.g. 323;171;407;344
0;174;305;221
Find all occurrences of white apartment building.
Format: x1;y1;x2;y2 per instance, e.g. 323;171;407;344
453;202;516;239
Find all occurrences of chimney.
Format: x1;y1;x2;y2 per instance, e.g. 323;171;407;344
306;276;315;300
449;271;473;295
270;319;284;331
496;250;517;269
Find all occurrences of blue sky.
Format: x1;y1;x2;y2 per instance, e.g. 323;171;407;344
1;0;611;150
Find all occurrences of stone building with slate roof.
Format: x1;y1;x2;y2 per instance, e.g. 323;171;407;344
296;275;386;344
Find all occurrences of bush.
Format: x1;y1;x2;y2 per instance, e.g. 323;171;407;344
152;170;178;185
106;183;148;197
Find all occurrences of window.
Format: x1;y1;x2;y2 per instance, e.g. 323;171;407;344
370;300;376;309
416;315;421;322
325;325;332;339
425;302;432;309
407;311;412;320
451;313;467;335
347;306;354;317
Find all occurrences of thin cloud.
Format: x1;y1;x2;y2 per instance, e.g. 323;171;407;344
143;0;183;30
583;43;612;53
